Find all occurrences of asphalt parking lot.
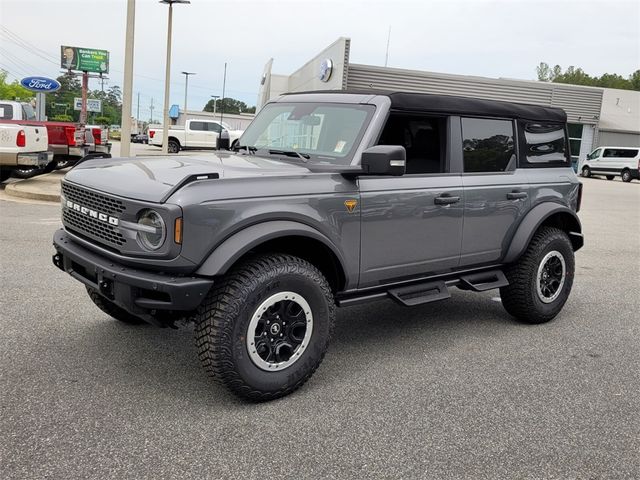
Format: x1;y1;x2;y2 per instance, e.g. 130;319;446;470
0;176;638;479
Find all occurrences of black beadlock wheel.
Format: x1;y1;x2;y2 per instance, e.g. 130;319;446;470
86;287;145;324
500;227;575;324
581;166;591;178
621;170;632;183
194;253;335;401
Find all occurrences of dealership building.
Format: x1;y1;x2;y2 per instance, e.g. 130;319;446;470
258;38;639;165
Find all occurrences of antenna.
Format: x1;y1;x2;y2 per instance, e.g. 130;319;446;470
220;62;227;127
384;26;391;67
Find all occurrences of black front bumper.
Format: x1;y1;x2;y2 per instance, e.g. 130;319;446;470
52;229;213;317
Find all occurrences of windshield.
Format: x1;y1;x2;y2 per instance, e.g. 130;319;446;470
588;148;601;159
239;102;375;165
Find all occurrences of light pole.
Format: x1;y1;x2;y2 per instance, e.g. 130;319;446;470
211;95;220;115
181;71;196;116
120;0;136;157
159;0;190;154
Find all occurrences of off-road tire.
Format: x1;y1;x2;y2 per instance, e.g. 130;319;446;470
581;166;591;178
12;167;42;179
0;168;12;182
86;286;145;324
194;253;335;401
500;227;575;324
621;169;632;183
168;139;180;154
55;158;72;170
606;175;615;180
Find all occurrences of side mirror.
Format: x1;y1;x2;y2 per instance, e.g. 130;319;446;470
360;145;406;176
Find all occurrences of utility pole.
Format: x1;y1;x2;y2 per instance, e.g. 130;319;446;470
149;97;154;123
120;0;136;157
219;62;227;127
211;95;219;115
181;71;195;116
136;92;140;121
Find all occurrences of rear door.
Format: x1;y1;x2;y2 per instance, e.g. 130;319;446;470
458;117;530;266
186;121;207;148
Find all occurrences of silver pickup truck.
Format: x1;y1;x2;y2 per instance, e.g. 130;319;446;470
53;91;583;401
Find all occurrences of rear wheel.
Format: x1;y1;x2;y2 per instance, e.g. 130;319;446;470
0;168;12;182
55;157;73;170
581;166;591;178
195;253;335;401
621;169;632;182
11;167;42;179
500;227;575;324
86;287;145;324
606;175;615;180
168;139;180;153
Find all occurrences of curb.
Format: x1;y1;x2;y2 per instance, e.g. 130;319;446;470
4;182;61;202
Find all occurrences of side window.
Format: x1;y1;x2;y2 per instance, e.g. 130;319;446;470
207;122;222;133
617;149;639;158
0;103;14;120
519;122;569;167
462;118;515;172
190;121;206;131
603;149;615;158
377;114;447;174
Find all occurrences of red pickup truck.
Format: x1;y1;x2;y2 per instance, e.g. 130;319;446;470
0;100;111;177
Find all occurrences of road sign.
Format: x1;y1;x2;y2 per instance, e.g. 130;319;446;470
74;98;102;113
20;76;61;92
61;46;109;74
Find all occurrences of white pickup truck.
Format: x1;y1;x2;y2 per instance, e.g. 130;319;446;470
148;119;243;153
0;122;52;182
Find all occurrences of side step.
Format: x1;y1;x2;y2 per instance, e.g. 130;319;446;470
458;270;508;292
388;281;450;307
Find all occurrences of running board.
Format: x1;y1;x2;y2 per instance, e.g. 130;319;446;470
458;270;508;292
388;281;450;307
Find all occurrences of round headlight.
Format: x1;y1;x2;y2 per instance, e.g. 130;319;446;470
137;209;166;250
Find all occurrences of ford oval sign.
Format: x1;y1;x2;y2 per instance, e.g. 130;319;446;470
20;77;61;93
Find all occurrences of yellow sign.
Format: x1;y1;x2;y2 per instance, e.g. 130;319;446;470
344;199;358;213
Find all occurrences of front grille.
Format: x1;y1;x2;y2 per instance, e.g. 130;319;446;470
61;182;127;249
62;182;125;216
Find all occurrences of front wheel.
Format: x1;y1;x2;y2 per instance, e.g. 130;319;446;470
195;254;335;401
500;227;575;324
581;166;591;178
621;169;632;182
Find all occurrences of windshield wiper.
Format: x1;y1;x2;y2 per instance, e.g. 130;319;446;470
268;149;310;162
232;144;257;154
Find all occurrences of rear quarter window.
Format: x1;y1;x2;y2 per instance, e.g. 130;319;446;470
0;103;14;120
519;122;570;167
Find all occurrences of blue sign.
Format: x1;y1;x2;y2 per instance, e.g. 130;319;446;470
20;76;61;93
169;104;180;119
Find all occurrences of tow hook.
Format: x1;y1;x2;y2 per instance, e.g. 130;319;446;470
99;279;114;298
52;253;64;271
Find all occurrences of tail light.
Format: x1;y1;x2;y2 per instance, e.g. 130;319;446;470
16;130;26;147
576;182;583;213
149;130;155;139
92;127;102;145
64;126;76;146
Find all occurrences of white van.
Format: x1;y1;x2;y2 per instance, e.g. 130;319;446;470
581;146;640;182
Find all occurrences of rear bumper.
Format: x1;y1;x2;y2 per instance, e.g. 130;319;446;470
94;143;112;154
52;229;213;317
17;151;53;167
69;146;90;158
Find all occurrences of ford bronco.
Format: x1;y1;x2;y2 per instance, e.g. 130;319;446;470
53;91;583;400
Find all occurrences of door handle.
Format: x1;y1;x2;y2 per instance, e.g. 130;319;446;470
507;191;528;200
434;195;461;205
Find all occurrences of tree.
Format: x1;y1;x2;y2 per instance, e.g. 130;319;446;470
203;97;256;114
0;70;32;101
536;63;639;91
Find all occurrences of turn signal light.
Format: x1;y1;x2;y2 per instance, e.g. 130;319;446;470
174;218;183;244
16;130;26;147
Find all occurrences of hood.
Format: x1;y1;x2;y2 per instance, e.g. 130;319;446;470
63;152;309;203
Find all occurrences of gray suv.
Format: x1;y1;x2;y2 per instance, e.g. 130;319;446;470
52;91;584;401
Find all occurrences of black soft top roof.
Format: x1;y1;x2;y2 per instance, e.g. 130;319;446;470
283;90;567;123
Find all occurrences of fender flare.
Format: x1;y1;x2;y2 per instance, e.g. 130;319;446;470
503;203;583;264
195;220;347;278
